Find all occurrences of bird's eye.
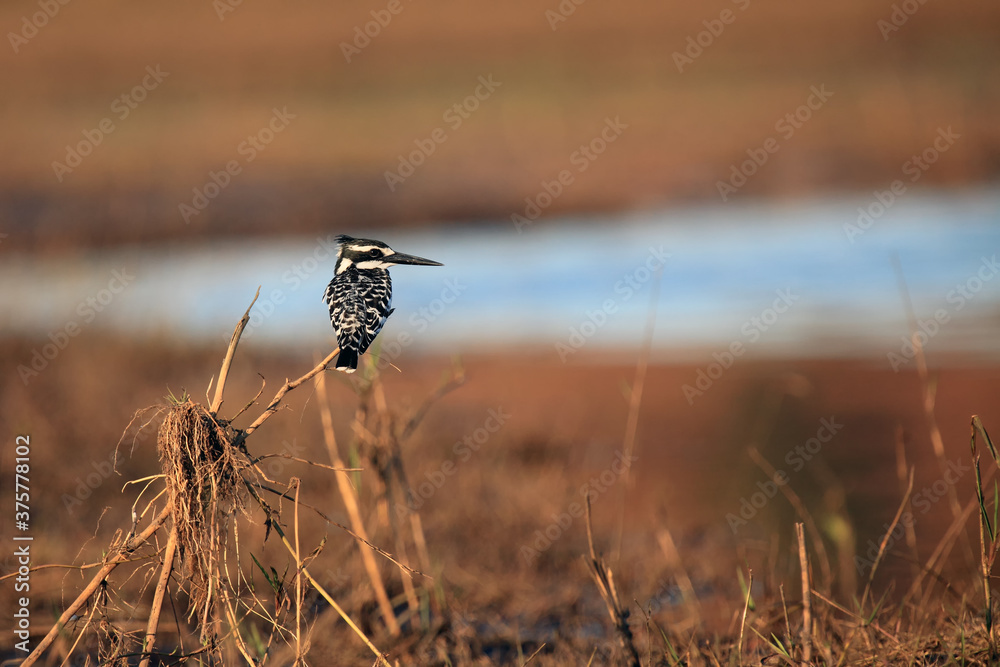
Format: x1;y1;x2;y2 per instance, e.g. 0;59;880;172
369;249;380;257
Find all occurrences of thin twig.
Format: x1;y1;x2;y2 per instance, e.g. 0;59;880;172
748;445;832;590
894;426;922;596
861;467;914;612
613;266;660;564
971;416;997;655
211;286;260;415
521;642;547;666
796;523;812;663
138;525;178;667
242;480;389;664
397;364;466;442
293;479;304;665
737;568;753;667
655;528;702;625
254;483;425;578
251;452;361;473
810;589;900;643
234;347;340;445
892;256;971;562
584;498;641;667
22;506;172;667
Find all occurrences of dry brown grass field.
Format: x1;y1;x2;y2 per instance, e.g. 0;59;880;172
3;328;1000;664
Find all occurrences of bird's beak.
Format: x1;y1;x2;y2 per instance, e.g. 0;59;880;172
387;251;443;267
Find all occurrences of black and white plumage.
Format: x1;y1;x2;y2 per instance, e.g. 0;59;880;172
323;235;443;373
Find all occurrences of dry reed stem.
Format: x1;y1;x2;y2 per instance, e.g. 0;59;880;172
860;467;914;612
407;511;433;599
350;364;464;627
904;497;977;609
259;482;424;576
0;556;165;582
211;286;260;415
779;583;791;654
971;415;998;654
234;346;340;445
584;498;640;667
894;426;922;595
612;266;660;565
314;365;401;636
262;503;391;666
293;479;305;665
61;588;102;665
796;523;813;663
369;374;426;622
393;364;465;601
809;589;898;643
21;505;172;667
520;642;547;665
138;525;178;667
892;256;971;560
747;445;833;591
655;528;702;626
393;533;422;627
737;569;752;666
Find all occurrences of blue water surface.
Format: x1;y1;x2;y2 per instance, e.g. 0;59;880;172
2;188;998;363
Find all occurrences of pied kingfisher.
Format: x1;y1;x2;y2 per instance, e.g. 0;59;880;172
324;235;443;373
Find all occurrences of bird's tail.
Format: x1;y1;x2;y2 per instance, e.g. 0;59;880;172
335;348;359;373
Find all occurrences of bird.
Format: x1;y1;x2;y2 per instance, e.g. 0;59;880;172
324;235;443;373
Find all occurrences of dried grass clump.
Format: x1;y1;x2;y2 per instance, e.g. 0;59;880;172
156;399;253;632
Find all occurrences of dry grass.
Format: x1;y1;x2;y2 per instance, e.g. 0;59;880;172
8;292;476;666
3;309;1000;663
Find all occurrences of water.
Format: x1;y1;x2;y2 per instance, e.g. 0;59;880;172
2;188;999;362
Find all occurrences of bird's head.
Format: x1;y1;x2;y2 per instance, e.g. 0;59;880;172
334;235;443;274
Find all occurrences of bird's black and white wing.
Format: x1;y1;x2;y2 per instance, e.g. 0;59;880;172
323;267;394;370
357;271;393;354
